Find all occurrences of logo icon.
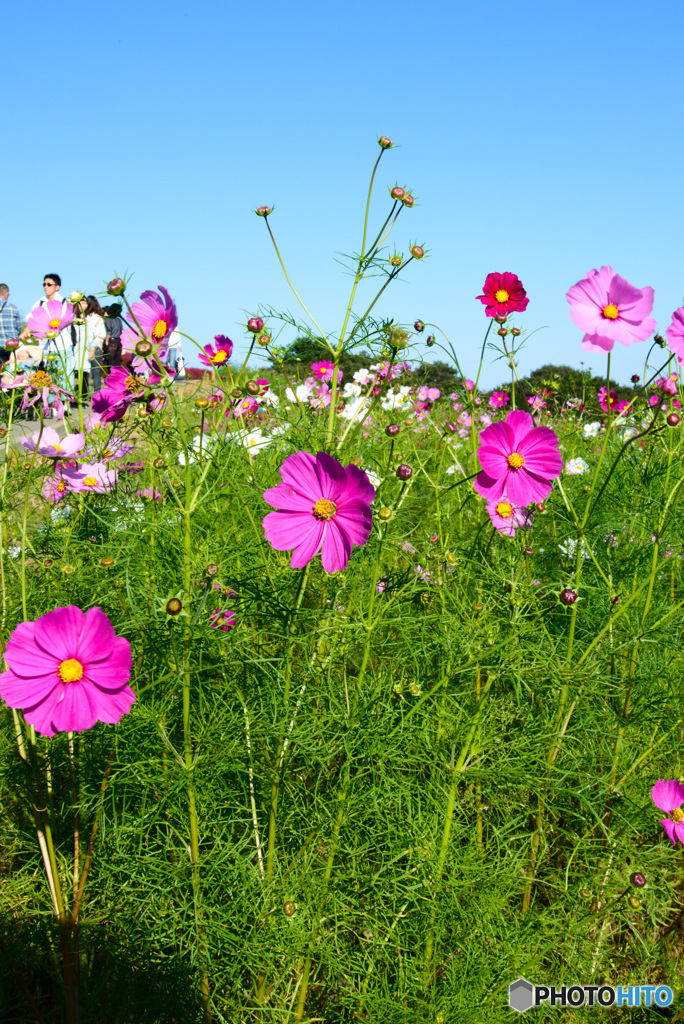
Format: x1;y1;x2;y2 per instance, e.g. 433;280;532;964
509;977;534;1013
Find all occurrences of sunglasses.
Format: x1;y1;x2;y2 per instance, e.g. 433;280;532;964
43;282;56;287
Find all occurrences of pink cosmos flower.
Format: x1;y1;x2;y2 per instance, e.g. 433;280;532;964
464;380;475;391
651;779;684;847
199;335;234;368
262;451;375;572
43;473;69;502
121;286;178;356
486;500;532;537
312;361;337;381
526;395;547;411
666;308;684;364
137;488;163;501
0;605;134;737
489;391;509;409
233;396;259;418
309;384;332;409
60;461;117;494
656;376;678;397
477;273;529;318
91;367;148;422
20;427;85;459
566;266;656;353
474;409;563;505
210;608;236;632
26;300;74;339
2;370;71;420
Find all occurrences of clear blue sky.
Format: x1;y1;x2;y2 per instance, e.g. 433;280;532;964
4;0;683;386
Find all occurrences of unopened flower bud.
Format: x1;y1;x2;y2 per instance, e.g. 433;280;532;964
135;339;153;357
402;194;415;207
426;335;435;347
385;423;400;437
511;327;521;336
137;406;152;418
195;397;210;410
162;418;173;428
390;186;405;200
62;565;74;575
101;557;115;568
153;457;166;469
230;388;243;399
107;278;125;295
497;328;509;337
631;374;640;383
247;317;264;333
667;412;680;427
256;206;272;216
560;588;578;605
206;563;219;576
495;316;508;324
536;502;546;513
43;558;53;568
473;396;482;407
257;333;271;346
414;320;425;332
0;427;6;438
5;339;20;351
630;871;646;888
445;551;457;565
397;464;413;480
654;333;667;348
166;598;183;615
378;136;393;149
283;901;296;917
611;595;621;605
429;533;439;543
444;421;457;434
410;245;425;259
523;547;534;555
245;380;261;395
70;290;85;304
378;506;392;520
389;254;402;267
472;602;484;612
627;895;641;910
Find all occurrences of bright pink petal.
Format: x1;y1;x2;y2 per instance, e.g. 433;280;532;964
581;332;614;353
321;521;353;572
263;483;317;513
49;682;99;733
290;520;326;568
84;638;133;691
333;505;373;546
661;818;678;846
263;510;316;549
505;410;535;449
0;667;61;706
473;471;505;502
477;444;510;478
651;779;684;813
279;451;323;496
33;606;85;662
505;469;552;505
76;607;117;664
3;621;59;677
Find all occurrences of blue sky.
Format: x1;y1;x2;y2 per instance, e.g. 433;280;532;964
3;0;683;386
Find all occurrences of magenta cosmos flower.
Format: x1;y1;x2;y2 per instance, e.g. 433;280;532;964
210;608;236;632
477;273;529;318
26;300;74;339
20;427;85;458
312;361;342;382
651;779;684;847
91;366;150;422
199;334;234;368
666;308;684;364
121;286;178;355
566;266;656;353
486;499;532;537
0;605;134;737
263;451;375;572
474;409;562;505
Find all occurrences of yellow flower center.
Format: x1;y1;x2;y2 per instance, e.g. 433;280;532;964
496;501;513;518
212;350;228;364
48;318;61;329
507;452;525;469
59;658;84;683
152;318;168;339
602;303;619;320
56;481;66;492
83;476;98;487
313;498;337;520
125;374;144;394
495;289;509;303
673;808;684;823
52;444;63;452
29;371;53;389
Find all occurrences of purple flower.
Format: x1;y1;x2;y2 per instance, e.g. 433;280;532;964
210;608;236;632
2;370;72;420
486;500;533;537
199;335;234;368
262;451;375;572
60;462;118;494
91;367;148;422
566;266;656;353
26;300;74;340
121;286;178;356
666;308;684;364
20;427;85;458
651;779;684;846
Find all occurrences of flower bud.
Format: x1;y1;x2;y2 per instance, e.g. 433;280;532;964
69;291;85;304
62;565;74;575
472;602;484;612
256;206;272;216
195;397;210;409
245;380;261;396
497;328;509;337
378;506;392;521
429;533;439;543
627;896;641;910
257;333;271;346
0;428;6;438
247;317;264;333
631;374;640;383
43;558;53;568
654;333;667;348
410;245;425;259
402;194;415;207
231;388;243;399
414;320;425;332
445;551;457;565
378;136;393;149
153;457;166;469
560;588;578;605
390;186;405;200
611;595;621;605
206;563;219;576
630;871;646;888
389;254;402;267
5;339;20;351
283;901;296;917
444;421;457;434
511;327;521;336
135;339;153;357
523;547;534;555
396;464;413;481
100;557;115;568
162;418;173;428
495;316;508;324
137;406;152;418
426;335;435;347
667;413;681;427
385;423;400;437
473;396;482;407
107;278;125;296
536;502;546;512
166;598;183;615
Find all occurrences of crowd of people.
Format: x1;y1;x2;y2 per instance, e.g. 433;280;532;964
0;274;184;412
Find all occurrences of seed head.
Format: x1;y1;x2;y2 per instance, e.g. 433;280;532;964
396;464;413;481
166;598;183;616
385;423;400;437
560;588;578;605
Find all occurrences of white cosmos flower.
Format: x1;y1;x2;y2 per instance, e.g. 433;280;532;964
285;383;314;403
240;428;272;454
559;538;590;560
381;386;412;411
354;368;373;384
620;425;639;441
583;421;601;438
339;396;370;423
342;382;363;398
257;390;279;407
178;434;216;465
565;457;589;476
364;469;382;488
